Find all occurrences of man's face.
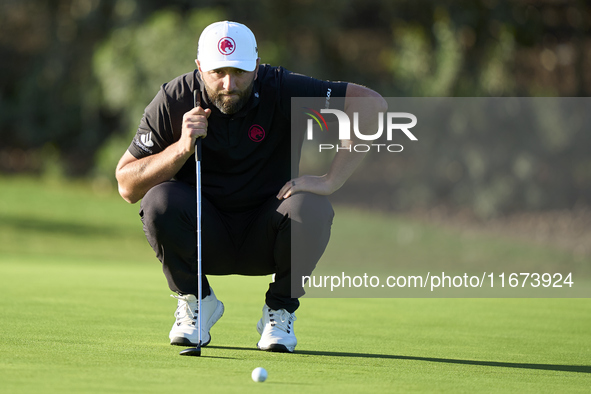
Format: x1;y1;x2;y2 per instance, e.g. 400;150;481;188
197;60;259;115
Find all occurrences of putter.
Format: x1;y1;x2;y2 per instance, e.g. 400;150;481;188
180;89;204;357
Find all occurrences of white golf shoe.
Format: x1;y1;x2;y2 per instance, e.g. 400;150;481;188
256;304;297;353
169;288;224;347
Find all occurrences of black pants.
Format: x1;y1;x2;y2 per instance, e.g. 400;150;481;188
139;181;334;313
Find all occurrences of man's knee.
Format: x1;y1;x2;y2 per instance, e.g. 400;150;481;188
286;192;334;225
140;182;193;231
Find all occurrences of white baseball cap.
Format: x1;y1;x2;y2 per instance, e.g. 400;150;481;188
197;21;258;72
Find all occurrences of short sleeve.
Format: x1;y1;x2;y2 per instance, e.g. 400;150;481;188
277;69;348;117
127;87;173;159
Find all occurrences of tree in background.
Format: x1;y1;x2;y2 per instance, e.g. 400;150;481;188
1;0;590;215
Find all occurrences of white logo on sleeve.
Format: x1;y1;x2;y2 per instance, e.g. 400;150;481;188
140;132;154;147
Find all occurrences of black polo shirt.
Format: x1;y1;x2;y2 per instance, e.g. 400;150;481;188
128;64;348;212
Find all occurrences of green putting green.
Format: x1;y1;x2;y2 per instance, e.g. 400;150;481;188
0;177;589;393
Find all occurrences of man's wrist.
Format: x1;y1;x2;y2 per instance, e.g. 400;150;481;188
172;139;195;161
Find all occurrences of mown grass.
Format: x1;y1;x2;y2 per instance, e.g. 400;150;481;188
0;176;589;393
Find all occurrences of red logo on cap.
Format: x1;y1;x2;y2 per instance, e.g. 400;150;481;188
248;124;265;142
218;37;236;55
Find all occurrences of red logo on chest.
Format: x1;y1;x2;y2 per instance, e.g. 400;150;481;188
248;124;265;142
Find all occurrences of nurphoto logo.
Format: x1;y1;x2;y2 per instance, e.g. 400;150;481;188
303;108;418;152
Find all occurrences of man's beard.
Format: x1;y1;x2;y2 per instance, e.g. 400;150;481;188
204;79;254;115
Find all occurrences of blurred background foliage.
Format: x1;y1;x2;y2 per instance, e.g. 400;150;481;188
1;0;590;218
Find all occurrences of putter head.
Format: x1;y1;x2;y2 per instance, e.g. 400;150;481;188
179;346;201;357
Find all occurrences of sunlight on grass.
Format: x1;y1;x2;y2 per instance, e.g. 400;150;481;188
1;177;590;393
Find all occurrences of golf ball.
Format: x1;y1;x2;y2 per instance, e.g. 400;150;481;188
251;367;267;382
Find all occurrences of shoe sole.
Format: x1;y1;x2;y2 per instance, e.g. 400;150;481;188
257;343;294;353
171;336;211;347
170;301;224;347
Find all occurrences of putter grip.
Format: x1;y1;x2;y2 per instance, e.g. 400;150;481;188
193;89;203;162
195;138;202;163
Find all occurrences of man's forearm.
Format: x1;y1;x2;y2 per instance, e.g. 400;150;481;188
324;84;387;192
323;142;367;193
116;142;192;203
275;83;387;200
